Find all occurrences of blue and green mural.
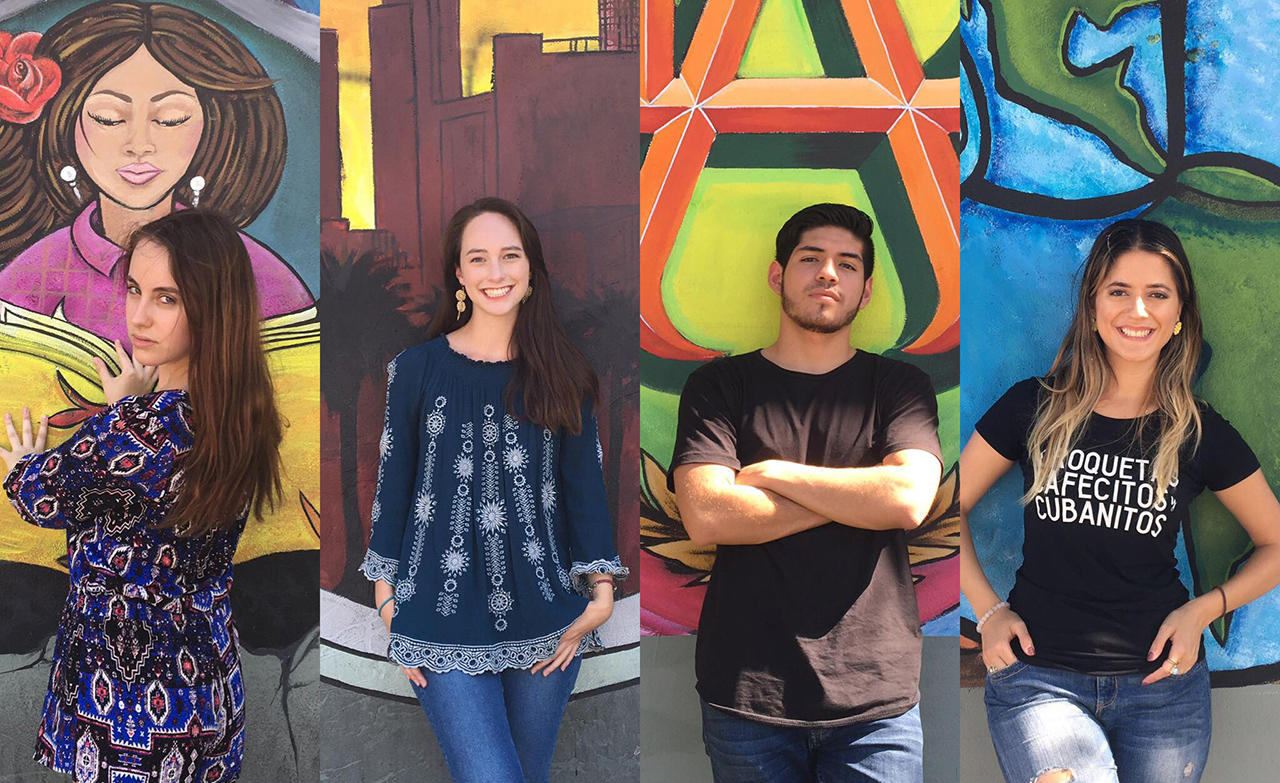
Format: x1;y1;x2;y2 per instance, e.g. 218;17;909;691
961;0;1280;686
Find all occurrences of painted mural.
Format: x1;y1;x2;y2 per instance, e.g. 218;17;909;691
0;0;318;777
961;0;1280;687
638;0;961;637
318;1;640;778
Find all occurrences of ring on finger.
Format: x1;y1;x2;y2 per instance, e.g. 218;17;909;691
1168;658;1181;676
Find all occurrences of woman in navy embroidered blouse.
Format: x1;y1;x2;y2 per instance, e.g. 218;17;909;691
359;197;627;783
2;211;284;783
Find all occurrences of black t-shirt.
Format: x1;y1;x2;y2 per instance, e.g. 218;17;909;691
976;378;1260;675
669;350;942;726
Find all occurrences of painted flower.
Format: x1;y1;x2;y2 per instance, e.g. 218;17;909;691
379;427;393;458
0;32;61;125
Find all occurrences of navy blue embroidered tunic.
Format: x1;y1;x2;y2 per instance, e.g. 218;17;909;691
3;391;245;783
360;337;628;673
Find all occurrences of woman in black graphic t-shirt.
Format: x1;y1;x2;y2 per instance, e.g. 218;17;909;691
960;219;1280;783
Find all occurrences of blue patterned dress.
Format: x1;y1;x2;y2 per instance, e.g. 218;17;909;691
360;336;629;673
3;391;245;783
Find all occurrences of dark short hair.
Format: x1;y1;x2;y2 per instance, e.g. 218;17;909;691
774;203;875;277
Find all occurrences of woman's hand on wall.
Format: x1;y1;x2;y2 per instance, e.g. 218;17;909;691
531;578;614;676
981;605;1035;672
94;340;158;406
0;408;48;473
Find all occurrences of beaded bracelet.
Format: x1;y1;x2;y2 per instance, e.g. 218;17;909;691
975;600;1009;633
589;576;616;598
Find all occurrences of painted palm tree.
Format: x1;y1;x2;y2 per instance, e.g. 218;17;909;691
319;249;419;598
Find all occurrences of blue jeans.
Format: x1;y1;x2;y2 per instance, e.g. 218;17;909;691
411;656;581;783
699;700;923;783
984;660;1211;783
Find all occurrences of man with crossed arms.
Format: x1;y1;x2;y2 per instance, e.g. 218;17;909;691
670;203;943;783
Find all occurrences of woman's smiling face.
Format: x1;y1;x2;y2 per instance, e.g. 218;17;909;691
1093;249;1183;370
75;46;205;211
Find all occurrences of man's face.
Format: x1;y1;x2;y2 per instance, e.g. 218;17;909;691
770;225;873;334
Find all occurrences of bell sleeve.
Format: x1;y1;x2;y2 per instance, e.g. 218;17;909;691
359;350;423;585
559;398;630;597
3;407;114;530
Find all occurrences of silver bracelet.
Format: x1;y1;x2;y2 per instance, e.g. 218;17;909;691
975;600;1009;633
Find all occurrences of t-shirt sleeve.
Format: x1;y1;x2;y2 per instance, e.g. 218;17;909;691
879;363;943;465
1198;406;1261;492
974;378;1041;462
668;361;741;492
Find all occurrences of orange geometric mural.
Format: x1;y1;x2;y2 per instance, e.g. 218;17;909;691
639;0;960;362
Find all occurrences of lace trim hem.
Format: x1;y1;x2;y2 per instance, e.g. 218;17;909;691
568;557;630;597
359;550;399;583
387;621;599;674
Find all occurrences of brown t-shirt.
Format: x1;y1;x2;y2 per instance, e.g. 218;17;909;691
669;350;942;725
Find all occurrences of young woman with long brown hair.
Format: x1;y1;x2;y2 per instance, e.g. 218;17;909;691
1;210;282;782
960;219;1280;783
360;197;627;783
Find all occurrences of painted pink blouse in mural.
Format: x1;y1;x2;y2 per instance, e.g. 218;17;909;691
0;203;313;345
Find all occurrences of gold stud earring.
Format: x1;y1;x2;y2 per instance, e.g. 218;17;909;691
522;285;533;303
455;288;467;316
1173;321;1182;336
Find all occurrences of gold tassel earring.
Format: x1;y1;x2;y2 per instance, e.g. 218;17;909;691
1173;321;1182;336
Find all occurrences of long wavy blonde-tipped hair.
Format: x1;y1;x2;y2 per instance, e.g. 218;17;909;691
1023;219;1203;505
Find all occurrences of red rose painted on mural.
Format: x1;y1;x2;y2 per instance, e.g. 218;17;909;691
0;31;61;124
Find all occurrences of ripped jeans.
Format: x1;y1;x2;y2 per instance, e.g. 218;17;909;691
984;660;1211;783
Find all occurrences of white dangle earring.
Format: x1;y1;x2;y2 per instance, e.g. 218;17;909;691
59;165;82;201
189;175;206;208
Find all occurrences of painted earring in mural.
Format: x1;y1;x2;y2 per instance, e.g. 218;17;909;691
962;0;1280;687
189;175;205;208
0;0;320;777
59;165;81;200
638;0;960;636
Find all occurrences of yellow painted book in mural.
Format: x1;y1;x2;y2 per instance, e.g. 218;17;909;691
0;299;320;569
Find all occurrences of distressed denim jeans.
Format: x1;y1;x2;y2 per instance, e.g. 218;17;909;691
984;660;1211;783
699;700;923;783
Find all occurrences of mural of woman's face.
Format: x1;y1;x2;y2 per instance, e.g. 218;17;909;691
75;46;205;211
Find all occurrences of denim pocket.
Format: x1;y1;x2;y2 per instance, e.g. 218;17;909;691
985;659;1029;683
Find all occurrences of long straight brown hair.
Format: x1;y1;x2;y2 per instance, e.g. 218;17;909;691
124;210;283;536
425;197;598;432
1025;219;1203;504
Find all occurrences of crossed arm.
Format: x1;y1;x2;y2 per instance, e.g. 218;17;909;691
673;449;942;546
